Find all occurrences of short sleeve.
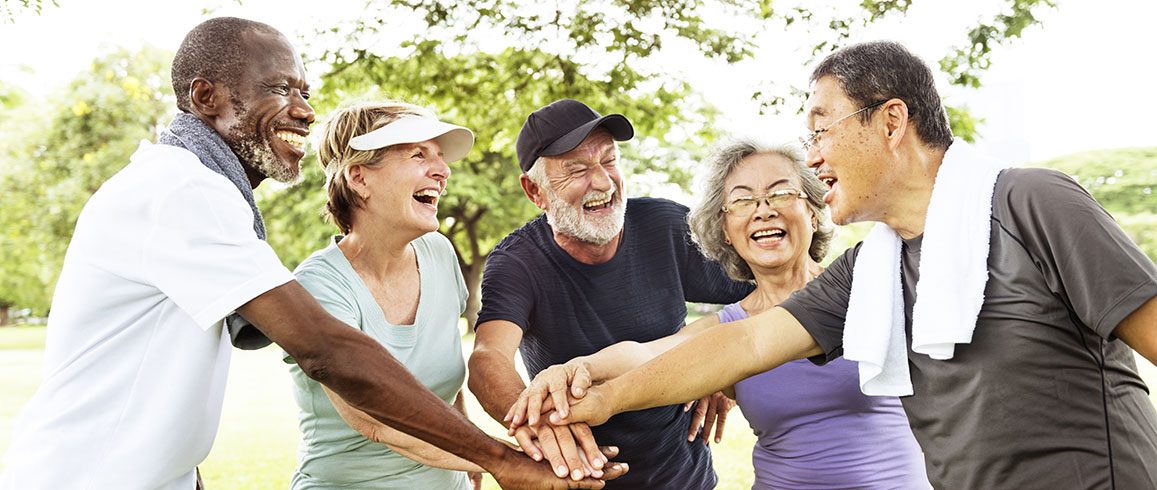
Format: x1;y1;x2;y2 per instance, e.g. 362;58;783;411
780;244;859;363
996;169;1157;338
141;175;292;330
475;249;536;332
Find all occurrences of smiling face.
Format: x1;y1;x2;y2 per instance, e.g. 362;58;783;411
534;130;626;245
214;30;315;184
352;139;450;236
722;153;816;274
804;76;891;225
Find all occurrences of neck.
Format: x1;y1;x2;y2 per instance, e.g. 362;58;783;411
338;222;420;279
744;258;824;314
244;166;264;189
879;143;946;240
552;229;622;265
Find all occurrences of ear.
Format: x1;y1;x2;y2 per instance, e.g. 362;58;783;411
519;174;548;211
189;77;228;117
881;99;909;150
345;165;370;200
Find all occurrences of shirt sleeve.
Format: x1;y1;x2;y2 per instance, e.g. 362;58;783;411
475;248;536;332
996;168;1157;338
141;174;292;330
780;244;860;364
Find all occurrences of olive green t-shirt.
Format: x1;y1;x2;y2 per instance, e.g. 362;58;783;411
783;168;1157;489
285;233;470;489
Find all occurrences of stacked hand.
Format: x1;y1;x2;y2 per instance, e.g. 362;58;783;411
505;360;734;449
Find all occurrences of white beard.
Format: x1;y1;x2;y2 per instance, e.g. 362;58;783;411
544;182;626;246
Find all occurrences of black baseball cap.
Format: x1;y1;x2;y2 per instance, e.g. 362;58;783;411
516;99;634;173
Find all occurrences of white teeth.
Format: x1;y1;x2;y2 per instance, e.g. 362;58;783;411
751;229;785;239
414;189;440;198
275;131;306;147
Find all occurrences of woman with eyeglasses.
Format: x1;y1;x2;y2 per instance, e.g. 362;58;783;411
508;139;929;489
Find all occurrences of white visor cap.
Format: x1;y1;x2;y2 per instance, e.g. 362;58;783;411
348;115;475;163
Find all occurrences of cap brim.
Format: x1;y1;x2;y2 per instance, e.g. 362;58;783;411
540;114;634;158
348;116;475;162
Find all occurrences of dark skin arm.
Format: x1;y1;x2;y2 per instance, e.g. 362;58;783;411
238;281;621;489
1114;294;1157;366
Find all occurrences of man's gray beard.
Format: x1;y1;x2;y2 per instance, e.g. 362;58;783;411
240;138;301;185
543;183;626;246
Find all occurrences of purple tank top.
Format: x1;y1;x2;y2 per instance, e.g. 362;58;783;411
719;303;930;489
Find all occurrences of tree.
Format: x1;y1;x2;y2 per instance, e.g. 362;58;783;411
0;47;174;323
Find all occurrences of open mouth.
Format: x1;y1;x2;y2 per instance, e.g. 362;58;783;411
750;228;786;244
413;188;440;207
273;128;308;155
583;195;613;212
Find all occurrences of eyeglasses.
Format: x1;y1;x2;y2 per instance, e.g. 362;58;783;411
722;189;808;217
799;99;888;152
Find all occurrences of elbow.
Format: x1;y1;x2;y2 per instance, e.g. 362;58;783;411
297;349;335;383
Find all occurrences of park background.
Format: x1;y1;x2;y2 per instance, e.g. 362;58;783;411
1;0;1155;488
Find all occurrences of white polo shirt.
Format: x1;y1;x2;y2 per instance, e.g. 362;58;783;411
0;142;293;489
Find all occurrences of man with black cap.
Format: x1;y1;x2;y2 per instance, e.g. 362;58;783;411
468;99;752;488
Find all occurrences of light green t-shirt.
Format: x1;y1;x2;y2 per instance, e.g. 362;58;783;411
285;233;470;490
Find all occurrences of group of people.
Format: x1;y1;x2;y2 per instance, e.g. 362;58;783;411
1;14;1155;490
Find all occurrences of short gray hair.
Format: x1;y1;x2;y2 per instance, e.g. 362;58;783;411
688;139;835;282
811;41;953;150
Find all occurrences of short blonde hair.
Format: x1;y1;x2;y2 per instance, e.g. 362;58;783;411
316;100;432;234
688;139;835;282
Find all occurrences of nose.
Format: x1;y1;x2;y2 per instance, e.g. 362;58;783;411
753;199;778;220
804;143;823;170
590;164;613;192
289;91;316;125
430;154;451;180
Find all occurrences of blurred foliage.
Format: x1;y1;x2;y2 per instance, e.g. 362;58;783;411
0;47;174;315
0;0;56;22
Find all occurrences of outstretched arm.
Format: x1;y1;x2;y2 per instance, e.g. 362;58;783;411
1114;294;1157;366
240;282;616;489
322;385;485;472
556;307;821;426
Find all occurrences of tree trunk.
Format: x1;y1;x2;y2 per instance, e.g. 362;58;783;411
0;304;9;327
463;260;484;330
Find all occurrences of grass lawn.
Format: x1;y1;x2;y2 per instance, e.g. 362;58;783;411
3;324;1156;489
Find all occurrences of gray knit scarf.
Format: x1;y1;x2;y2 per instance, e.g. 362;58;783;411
157;112;272;350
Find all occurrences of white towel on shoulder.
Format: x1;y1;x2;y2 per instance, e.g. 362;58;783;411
842;140;1010;396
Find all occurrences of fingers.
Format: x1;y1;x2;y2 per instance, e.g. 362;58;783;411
513;426;543;462
597;445;620;460
548;424;589;481
549;375;571;421
571;364;593;398
599;461;629;481
687;396;708;442
533;424;571;479
506;392;531;431
713;396;734;443
527;383;546;428
570;422;605;471
699;396;719;445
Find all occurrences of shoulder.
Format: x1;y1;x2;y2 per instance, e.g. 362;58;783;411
293;243;348;286
492;215;548;255
627;197;689;219
995;167;1087;204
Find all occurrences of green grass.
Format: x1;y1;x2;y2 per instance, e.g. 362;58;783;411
3;325;1156;489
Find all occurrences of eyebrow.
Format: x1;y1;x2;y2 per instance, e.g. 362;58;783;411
728;178;793;195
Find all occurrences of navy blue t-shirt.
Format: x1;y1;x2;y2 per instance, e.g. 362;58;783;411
478;197;753;489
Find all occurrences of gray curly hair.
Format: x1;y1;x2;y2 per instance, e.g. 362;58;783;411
688;139;835;282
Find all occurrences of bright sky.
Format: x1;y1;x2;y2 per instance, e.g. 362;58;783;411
2;0;1155;166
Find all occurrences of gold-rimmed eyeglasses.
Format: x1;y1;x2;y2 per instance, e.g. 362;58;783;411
799;99;888;152
722;189;808;217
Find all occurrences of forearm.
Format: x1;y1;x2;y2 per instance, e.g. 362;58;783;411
300;325;508;471
468;349;528;422
601;307;818;414
323;385;485;472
